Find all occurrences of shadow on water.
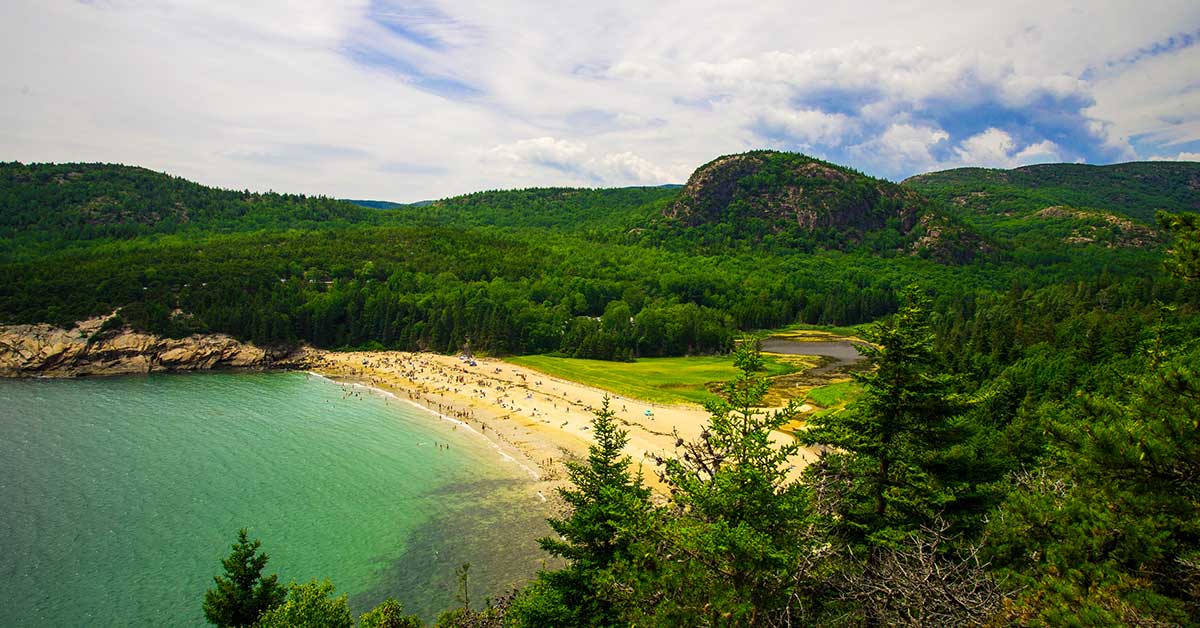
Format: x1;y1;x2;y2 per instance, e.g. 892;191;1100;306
353;476;561;622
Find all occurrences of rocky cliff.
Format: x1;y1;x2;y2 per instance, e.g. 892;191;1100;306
0;316;303;377
666;151;920;232
657;150;989;262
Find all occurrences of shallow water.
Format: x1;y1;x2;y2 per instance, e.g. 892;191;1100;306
761;338;865;375
0;372;553;626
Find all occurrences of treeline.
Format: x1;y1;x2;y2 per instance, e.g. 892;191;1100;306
389;186;677;232
0;158;1188;365
905;160;1200;225
0;162;379;241
1;225;987;358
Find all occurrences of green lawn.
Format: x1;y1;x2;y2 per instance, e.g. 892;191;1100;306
804;381;860;408
505;354;798;406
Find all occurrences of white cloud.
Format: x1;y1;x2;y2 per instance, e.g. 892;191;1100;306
1087;45;1200;150
591;152;676;185
484;137;674;186
1148;151;1200;162
488;137;587;170
854;125;1063;175
1;1;1198;199
952;129;1018;166
854;123;950;172
1012;140;1063;164
952;129;1062;169
755;108;856;146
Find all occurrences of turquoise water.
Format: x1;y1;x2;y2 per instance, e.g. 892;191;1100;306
0;372;554;626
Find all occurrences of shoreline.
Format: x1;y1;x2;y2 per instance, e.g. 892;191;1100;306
305;350;821;493
1;317;821;492
308;371;544;484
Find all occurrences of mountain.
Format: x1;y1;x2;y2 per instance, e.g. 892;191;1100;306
343;199;415;210
0;162;379;240
902;161;1200;250
652;150;988;262
904;161;1200;224
384;186;678;231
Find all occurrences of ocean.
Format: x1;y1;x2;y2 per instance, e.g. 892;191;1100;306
0;371;554;625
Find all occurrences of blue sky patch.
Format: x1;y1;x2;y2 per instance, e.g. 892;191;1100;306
345;46;480;100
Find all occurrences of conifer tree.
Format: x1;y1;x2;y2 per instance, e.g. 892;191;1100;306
1158;210;1200;281
803;285;973;547
625;339;819;625
202;528;286;627
530;396;650;625
358;598;422;628
542;397;649;566
986;335;1200;624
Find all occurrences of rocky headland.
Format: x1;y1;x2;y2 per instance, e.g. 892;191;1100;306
0;316;303;377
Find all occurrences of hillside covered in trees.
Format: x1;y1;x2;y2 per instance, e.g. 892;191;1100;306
651;151;987;261
2;152;1176;361
0;162;381;242
904;160;1200;225
903;161;1200;258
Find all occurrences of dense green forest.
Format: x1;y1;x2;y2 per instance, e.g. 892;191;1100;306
0;154;1178;360
4;151;1200;624
0;162;381;242
904;161;1200;225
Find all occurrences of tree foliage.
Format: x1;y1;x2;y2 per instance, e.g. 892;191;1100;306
255;579;354;628
803;286;982;547
358;598;422;628
601;342;829;625
510;397;651;626
202;528;285;627
1159;210;1200;281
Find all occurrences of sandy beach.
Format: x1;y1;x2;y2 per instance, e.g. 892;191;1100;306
306;350;819;496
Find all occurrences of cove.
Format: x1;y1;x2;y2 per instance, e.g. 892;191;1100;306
0;371;553;626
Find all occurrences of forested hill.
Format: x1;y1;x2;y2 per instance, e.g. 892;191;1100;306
382;185;680;232
0;150;1186;360
649;150;987;261
343;199;414;210
0;161;680;241
904;161;1200;224
0;162;380;240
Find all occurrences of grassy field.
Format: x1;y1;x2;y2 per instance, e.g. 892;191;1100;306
804;380;860;408
506;354;799;406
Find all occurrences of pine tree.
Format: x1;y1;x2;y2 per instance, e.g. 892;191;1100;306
803;286;973;547
986;343;1200;625
542;397;650;568
1158;210;1200;281
202;528;286;627
624;339;820;625
528;396;650;625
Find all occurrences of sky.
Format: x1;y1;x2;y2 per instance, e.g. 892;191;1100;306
2;1;1199;201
